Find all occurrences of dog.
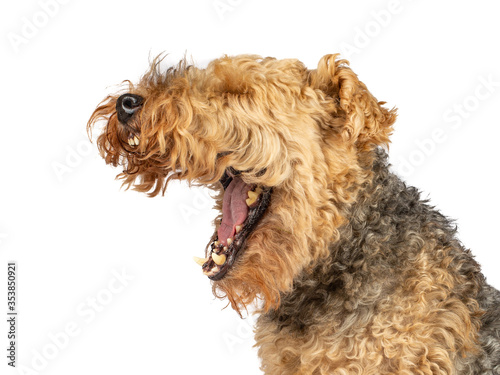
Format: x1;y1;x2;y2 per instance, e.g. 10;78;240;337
88;54;500;374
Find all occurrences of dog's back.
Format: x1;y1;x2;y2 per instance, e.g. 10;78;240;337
257;148;500;375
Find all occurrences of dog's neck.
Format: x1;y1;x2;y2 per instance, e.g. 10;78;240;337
263;148;397;331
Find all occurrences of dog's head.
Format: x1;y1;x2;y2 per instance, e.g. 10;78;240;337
88;54;396;312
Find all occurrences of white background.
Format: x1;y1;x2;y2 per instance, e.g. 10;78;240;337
1;0;499;374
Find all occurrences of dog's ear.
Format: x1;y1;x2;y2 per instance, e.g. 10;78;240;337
309;54;397;148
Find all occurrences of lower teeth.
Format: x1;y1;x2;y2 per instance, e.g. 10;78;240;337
212;253;226;265
193;256;206;266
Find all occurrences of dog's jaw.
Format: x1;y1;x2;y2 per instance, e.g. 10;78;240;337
194;169;272;280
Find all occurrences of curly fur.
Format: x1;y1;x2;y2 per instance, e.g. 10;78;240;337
88;54;500;374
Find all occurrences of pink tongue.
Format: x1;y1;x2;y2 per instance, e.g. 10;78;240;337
217;177;251;246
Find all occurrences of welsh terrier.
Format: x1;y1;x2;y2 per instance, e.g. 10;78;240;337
88;54;500;374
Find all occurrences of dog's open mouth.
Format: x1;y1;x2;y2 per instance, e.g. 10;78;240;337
194;169;272;280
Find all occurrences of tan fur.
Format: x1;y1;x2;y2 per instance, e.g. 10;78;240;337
88;54;499;375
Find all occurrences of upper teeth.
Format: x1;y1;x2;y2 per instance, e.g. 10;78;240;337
246;187;262;206
247;190;259;200
128;136;139;146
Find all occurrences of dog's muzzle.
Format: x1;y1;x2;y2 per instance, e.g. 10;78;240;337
116;93;144;124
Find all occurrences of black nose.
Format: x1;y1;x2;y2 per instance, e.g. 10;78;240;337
116;94;144;124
